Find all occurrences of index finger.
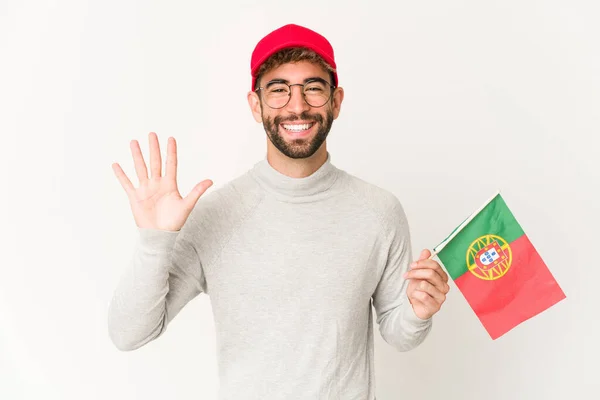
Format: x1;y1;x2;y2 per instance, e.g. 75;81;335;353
410;259;449;283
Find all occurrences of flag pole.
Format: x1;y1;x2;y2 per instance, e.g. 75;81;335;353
428;189;501;260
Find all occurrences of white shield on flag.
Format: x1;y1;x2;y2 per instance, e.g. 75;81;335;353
480;248;500;266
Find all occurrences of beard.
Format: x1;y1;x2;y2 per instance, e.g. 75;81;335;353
261;108;334;159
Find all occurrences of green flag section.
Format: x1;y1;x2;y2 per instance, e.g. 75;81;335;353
433;193;566;340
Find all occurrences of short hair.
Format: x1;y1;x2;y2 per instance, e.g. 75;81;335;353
254;47;337;90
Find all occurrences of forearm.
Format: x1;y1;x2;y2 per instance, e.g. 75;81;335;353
107;228;179;351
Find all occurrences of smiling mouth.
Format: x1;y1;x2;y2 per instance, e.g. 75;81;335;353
281;122;315;133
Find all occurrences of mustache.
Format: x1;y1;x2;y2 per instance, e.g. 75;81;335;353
274;111;324;126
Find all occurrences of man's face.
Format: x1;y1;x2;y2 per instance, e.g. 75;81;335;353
248;60;344;159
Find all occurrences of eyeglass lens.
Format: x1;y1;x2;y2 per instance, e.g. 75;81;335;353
262;81;332;108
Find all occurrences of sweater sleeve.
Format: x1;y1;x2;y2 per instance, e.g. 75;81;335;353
371;199;432;351
107;212;207;351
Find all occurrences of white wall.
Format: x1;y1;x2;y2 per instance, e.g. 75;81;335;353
1;0;598;398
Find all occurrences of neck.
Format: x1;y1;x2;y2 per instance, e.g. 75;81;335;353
266;143;329;178
250;146;339;202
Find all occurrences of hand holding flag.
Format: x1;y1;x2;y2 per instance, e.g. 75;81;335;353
404;249;450;320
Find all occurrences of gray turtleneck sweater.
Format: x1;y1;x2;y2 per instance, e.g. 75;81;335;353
108;152;432;400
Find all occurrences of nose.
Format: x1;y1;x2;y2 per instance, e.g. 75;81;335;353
285;84;311;114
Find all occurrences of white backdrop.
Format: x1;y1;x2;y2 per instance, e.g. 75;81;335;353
1;0;598;399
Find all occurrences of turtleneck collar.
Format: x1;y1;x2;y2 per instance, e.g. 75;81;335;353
249;152;341;202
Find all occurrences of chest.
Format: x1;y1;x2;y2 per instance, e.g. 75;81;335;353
204;201;387;312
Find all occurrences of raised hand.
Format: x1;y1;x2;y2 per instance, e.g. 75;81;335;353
111;132;213;231
404;249;450;320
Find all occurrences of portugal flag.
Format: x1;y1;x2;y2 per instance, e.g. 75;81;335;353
433;192;566;339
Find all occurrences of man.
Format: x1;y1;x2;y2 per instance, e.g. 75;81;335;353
109;24;449;400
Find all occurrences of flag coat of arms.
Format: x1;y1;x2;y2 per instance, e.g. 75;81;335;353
433;192;566;339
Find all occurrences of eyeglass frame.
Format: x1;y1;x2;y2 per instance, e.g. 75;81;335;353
254;77;336;109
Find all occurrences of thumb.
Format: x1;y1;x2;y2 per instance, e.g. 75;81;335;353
183;179;213;209
417;248;431;261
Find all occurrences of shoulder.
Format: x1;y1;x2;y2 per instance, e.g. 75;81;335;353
181;169;265;265
340;170;408;225
187;166;265;238
189;169;265;227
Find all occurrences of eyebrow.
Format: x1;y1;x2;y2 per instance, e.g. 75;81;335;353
265;76;328;86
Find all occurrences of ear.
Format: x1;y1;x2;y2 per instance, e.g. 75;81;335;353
247;91;263;123
331;86;344;120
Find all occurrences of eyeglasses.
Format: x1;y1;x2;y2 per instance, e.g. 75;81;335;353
255;78;335;109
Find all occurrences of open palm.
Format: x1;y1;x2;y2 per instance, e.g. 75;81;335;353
111;132;213;231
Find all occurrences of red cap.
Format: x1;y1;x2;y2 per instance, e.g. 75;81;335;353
250;24;337;90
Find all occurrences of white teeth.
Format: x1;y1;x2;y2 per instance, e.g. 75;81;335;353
283;123;312;131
